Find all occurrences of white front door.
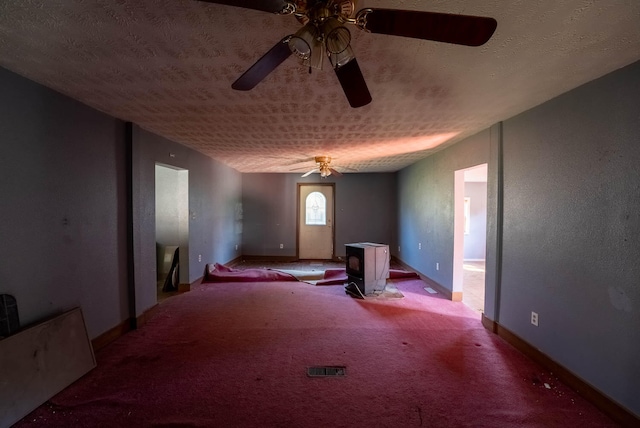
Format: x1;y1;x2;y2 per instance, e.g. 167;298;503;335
298;184;334;260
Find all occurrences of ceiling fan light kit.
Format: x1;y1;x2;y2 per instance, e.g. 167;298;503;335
199;0;496;107
289;23;325;70
324;17;356;69
300;156;347;178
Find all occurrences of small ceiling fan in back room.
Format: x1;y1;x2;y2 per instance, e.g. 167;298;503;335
197;1;497;108
296;156;353;178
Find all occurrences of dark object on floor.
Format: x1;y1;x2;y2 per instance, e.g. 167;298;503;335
344;283;365;299
0;294;19;337
162;247;179;292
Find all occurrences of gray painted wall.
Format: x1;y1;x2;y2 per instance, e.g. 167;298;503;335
132;126;242;315
397;60;640;416
0;67;242;339
498;60;640;415
464;182;487;260
242;173;397;258
397;129;492;287
0;67;128;339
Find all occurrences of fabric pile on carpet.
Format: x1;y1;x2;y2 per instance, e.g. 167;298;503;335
203;263;420;289
203;263;298;283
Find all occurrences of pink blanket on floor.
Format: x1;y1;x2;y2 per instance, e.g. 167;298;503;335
203;263;298;283
204;263;419;285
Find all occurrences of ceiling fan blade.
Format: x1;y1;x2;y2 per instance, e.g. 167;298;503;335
334;59;372;108
301;169;319;178
196;0;292;14
328;168;343;177
232;36;293;91
360;9;497;47
335;165;358;172
284;157;316;167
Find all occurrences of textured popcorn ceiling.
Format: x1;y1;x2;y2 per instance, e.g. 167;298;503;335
1;0;639;173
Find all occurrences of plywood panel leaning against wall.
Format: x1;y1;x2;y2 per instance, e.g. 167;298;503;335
0;308;96;427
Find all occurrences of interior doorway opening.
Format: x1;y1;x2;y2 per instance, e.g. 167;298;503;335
453;164;488;313
155;163;189;302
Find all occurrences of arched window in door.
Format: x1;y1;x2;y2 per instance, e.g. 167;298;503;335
305;192;326;225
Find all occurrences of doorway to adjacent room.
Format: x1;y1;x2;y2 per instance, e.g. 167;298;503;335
453;164;487;313
155;163;189;301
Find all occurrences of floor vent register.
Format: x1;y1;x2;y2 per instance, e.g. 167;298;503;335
307;366;347;377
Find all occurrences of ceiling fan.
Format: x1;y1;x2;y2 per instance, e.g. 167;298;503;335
298;156;350;178
197;1;497;108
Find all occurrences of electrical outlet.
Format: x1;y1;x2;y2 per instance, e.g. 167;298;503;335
436;262;439;271
279;244;284;249
418;242;422;250
531;311;539;326
398;246;401;252
198;254;202;262
235;244;238;251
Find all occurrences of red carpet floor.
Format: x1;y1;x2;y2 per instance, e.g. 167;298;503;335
15;278;618;427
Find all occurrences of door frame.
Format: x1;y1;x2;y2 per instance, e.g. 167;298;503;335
296;183;336;260
155;163;190;295
453;163;488;303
